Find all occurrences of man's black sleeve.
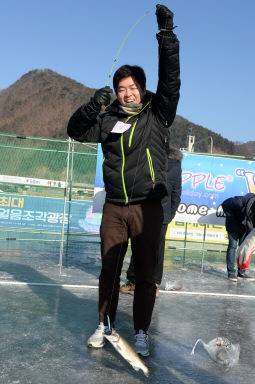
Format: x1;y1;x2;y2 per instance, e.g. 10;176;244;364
153;30;180;127
67;101;102;143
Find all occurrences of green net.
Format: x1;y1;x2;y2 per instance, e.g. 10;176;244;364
0;133;98;244
0;132;97;195
1;132;251;285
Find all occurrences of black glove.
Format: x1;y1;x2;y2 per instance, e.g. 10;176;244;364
156;4;174;31
93;86;113;107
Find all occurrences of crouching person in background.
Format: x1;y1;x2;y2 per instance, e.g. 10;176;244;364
222;193;255;281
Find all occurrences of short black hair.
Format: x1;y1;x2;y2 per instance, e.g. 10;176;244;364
113;65;146;93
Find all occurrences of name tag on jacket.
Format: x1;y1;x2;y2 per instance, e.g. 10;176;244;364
110;121;132;134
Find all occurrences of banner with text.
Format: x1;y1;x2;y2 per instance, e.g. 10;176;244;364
0;194;101;234
93;145;255;226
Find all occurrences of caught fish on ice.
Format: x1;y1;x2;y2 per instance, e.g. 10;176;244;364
104;328;149;377
191;337;240;367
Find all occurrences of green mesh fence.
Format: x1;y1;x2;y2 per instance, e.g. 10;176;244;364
0;132;101;282
0;133;97;193
0;132;98;245
1;132;252;284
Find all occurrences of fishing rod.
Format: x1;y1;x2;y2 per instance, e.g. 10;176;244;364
106;10;150;86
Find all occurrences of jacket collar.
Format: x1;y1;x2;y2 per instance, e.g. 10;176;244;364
105;91;152;116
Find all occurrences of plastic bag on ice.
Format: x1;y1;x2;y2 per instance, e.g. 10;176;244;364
237;228;255;270
191;337;240;368
165;281;183;291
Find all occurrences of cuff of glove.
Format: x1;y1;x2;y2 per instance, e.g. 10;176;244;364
157;30;176;39
159;25;177;31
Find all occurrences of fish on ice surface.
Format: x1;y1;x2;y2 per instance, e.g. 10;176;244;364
104;328;149;377
191;337;240;367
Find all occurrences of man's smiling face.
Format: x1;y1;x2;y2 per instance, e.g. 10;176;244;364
117;76;145;106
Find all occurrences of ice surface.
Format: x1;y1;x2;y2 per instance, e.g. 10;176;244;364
1;239;255;383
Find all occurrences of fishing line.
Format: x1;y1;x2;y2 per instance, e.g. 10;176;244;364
104;7;175;330
106;10;150;86
103;10;152;330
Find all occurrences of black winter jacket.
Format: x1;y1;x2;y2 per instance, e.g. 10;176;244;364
67;32;180;204
162;146;182;224
222;193;255;236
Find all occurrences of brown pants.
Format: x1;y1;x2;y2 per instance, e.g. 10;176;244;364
99;199;163;332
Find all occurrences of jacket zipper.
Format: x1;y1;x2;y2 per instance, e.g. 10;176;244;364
120;101;151;202
120;134;128;203
146;148;155;184
128;119;138;147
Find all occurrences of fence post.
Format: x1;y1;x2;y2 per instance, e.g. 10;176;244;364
200;224;207;273
182;222;188;267
65;139;74;263
58;137;71;273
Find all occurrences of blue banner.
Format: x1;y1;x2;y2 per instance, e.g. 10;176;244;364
94;144;104;188
93;146;255;225
177;153;255;224
0;194;101;234
2;151;254;234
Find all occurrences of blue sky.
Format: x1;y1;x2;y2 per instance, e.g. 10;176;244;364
0;0;254;143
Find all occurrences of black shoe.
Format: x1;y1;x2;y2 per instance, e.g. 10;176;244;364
238;272;251;279
120;281;135;295
228;274;237;282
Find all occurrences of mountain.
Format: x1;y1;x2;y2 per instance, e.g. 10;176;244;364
0;69;96;139
0;69;254;156
233;141;255;158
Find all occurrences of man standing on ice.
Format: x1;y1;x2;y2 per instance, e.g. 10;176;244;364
67;4;180;356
